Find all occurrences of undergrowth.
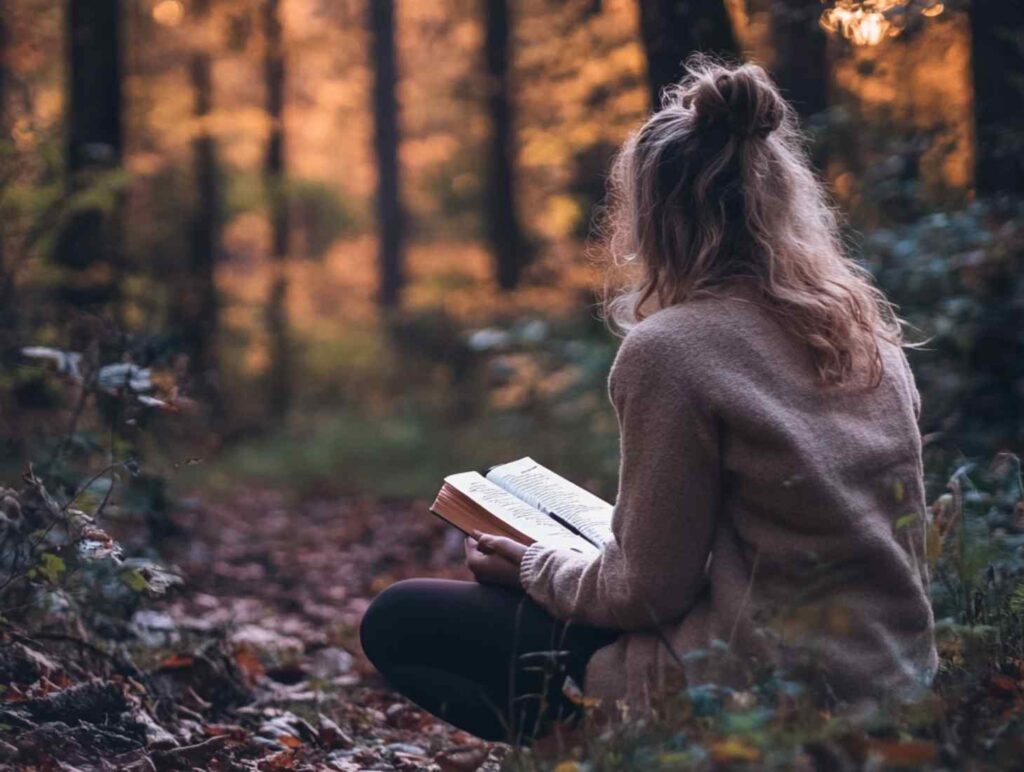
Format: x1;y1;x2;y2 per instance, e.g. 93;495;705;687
505;456;1024;771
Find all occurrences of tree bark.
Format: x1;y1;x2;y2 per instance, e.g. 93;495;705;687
0;0;7;297
768;0;828;124
483;0;525;291
0;0;12;353
263;0;290;421
369;0;404;307
964;1;1024;450
970;0;1024;194
182;0;222;415
53;0;123;326
637;0;739;110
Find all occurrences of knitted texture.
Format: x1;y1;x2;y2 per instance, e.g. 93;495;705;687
519;289;937;710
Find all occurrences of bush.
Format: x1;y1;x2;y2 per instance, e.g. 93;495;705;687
1;346;185;635
864;199;1024;454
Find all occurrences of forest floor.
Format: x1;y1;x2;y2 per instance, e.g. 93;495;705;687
2;489;510;771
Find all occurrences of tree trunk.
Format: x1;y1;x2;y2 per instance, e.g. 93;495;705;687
369;0;404;307
768;0;828;124
0;0;7;294
964;1;1024;450
53;0;123;328
970;0;1024;194
181;0;222;415
0;0;11;352
483;0;525;291
263;0;290;421
637;0;739;109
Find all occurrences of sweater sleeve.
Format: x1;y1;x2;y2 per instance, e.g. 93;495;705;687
518;325;720;631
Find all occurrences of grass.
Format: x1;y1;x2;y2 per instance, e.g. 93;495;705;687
186;403;621;502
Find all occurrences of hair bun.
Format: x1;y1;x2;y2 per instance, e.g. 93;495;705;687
689;64;784;141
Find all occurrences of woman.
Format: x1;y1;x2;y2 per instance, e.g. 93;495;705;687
360;59;937;743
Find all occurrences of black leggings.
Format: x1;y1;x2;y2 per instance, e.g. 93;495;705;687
359;579;619;743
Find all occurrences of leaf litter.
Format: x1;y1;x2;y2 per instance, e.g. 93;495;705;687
1;487;506;770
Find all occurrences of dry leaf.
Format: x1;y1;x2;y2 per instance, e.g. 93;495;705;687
710;738;761;763
158;653;195;670
868;739;938;767
436;745;489;772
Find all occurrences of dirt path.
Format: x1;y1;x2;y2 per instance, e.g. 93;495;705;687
157;488;507;770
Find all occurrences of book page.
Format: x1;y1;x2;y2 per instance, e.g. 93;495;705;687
486;458;614;548
443;472;598;556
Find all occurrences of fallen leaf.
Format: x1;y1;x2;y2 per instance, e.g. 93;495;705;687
868;739;938;767
990;674;1019;695
710;738;761;763
258;749;296;770
205;723;249;741
436;745;489;772
317;715;353;749
234;645;266;682
158;653;195;670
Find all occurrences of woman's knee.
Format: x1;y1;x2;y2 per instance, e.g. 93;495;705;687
359;579;432;666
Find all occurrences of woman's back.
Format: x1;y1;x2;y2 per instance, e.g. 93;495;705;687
586;289;937;704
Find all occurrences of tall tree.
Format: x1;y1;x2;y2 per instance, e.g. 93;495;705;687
263;0;291;420
0;0;10;344
637;0;739;109
0;0;7;283
369;0;404;306
483;0;525;291
970;0;1024;194
769;0;828;124
53;0;123;327
180;0;222;414
965;0;1024;450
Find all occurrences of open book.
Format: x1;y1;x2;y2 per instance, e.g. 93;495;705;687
430;457;614;557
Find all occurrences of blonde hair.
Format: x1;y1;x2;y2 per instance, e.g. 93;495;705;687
602;57;903;386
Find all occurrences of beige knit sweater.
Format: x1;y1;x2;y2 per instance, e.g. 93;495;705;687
519;289;937;709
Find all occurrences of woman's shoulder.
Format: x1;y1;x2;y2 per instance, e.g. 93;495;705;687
612;293;919;416
619;291;772;362
610;292;772;396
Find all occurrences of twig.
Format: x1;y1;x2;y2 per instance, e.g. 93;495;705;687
151;734;232;770
728;548;760;651
61;460;123;517
44;364;98;473
0;460;123;597
22;631;118;663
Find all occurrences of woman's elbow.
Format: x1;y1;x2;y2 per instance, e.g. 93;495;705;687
609;575;702;630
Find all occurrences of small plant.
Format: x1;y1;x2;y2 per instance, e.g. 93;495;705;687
1;345;185;634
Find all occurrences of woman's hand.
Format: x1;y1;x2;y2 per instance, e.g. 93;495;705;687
464;531;527;589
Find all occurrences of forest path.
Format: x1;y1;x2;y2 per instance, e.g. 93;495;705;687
151;489;506;770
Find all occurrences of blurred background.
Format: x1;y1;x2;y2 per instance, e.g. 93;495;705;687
1;0;1022;503
2;4;1024;766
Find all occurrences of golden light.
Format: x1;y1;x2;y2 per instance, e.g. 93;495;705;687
152;0;185;27
820;1;901;46
820;1;945;47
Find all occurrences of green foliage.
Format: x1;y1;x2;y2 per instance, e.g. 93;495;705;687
418;151;485;238
0;344;184;637
32;552;66;584
224;170;364;258
286;177;364;258
197;311;621;500
864;200;1024;453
